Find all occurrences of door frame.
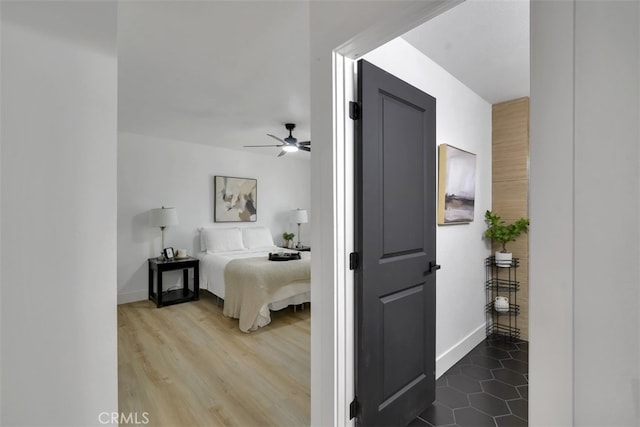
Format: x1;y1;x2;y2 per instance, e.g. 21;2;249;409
321;4;462;425
331;51;356;425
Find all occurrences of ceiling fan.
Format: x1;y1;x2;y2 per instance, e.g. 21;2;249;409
244;123;311;157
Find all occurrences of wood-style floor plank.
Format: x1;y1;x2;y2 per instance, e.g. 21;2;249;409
118;291;310;426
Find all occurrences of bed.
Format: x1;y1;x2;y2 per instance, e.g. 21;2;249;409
197;226;310;332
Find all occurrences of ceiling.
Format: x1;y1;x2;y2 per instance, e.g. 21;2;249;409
118;1;529;155
118;1;311;156
402;0;530;105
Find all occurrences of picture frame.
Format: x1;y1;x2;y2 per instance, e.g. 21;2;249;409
163;247;175;260
438;144;476;225
214;176;258;222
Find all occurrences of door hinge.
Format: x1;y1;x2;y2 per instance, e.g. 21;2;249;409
349;252;359;270
349;101;360;120
349;397;359;419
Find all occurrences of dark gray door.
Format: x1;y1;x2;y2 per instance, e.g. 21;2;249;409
355;59;437;426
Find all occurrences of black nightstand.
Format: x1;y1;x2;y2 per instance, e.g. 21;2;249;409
148;257;199;308
280;246;311;252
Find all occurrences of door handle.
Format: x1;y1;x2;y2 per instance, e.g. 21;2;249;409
428;261;441;274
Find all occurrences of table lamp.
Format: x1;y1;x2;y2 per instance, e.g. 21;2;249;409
149;206;179;258
292;208;308;249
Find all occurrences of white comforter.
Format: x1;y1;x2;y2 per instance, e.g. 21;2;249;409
197;246;311;331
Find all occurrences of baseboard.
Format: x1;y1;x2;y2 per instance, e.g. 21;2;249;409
117;289;148;305
435;323;486;378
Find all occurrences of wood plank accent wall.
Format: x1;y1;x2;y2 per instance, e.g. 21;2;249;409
492;97;530;340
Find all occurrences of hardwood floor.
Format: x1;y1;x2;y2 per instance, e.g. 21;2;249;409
118;291;310;426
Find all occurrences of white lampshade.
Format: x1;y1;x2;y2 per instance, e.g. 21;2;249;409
149;207;179;228
292;208;308;224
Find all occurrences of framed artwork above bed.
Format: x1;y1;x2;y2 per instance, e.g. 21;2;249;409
214;176;258;222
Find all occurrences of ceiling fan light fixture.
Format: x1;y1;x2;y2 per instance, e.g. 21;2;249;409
243;123;310;157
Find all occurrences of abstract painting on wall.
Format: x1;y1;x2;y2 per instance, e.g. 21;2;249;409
214;176;257;222
438;144;476;224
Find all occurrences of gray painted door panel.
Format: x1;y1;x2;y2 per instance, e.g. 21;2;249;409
355;59;437;427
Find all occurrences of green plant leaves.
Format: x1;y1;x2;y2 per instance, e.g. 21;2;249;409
483;210;529;252
282;232;295;241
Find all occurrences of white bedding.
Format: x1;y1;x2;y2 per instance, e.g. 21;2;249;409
197;246;311;330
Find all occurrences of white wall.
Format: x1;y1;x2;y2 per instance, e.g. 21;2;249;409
0;2;3;421
529;2;575;425
117;132;311;303
1;2;118;425
531;1;640;425
573;2;639;424
362;38;492;376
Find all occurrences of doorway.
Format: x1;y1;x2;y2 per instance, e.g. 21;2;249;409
313;1;531;425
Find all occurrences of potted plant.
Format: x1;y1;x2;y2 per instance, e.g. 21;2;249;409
484;210;529;267
282;232;295;248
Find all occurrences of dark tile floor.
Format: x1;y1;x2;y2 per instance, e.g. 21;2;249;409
412;336;528;427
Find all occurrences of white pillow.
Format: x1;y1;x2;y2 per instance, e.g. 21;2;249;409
242;227;275;249
202;227;245;253
198;227;210;252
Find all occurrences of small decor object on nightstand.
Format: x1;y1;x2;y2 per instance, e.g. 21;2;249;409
175;248;188;259
282;232;295;248
163;247;175;260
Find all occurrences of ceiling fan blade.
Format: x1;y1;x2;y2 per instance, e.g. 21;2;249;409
297;141;311;146
277;150;287;157
299;146;311;152
267;134;285;143
243;144;283;147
